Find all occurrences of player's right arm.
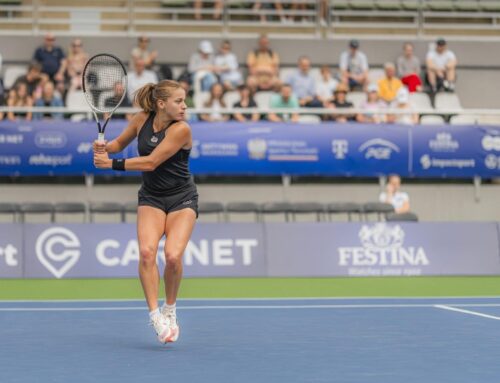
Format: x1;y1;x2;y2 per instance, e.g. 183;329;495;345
95;112;148;154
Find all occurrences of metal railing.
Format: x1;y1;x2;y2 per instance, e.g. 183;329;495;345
1;0;500;37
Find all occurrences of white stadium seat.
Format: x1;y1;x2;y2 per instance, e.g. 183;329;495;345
223;90;240;108
3;65;28;89
419;115;446;125
434;93;462;111
449;115;479;125
194;91;210;109
254;91;274;109
409;92;433;110
346;91;366;108
298;114;321;124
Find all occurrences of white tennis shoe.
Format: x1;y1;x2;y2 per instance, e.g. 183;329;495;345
150;313;171;344
161;305;180;343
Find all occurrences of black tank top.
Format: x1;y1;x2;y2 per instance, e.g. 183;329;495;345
137;112;195;195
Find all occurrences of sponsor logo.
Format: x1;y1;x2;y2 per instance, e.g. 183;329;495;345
0;134;23;144
0;244;18;267
420;154;475;170
29;154;72;167
338;223;429;276
247;138;267;160
332;139;348;159
77;142;93;154
182;200;192;205
150;136;158;143
358;138;400;160
485;154;500;170
482;135;500;151
429;132;459;152
196;142;239;157
34;131;67;148
190;140;200;159
35;227;81;278
0;155;21;165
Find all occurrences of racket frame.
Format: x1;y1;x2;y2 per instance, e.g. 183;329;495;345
82;53;128;143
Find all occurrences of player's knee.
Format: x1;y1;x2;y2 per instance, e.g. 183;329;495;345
139;245;157;267
165;249;183;270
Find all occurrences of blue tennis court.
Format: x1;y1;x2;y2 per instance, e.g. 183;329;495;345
1;297;500;383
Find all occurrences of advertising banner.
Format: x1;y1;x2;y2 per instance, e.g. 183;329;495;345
0;224;23;278
266;222;500;277
23;223;266;278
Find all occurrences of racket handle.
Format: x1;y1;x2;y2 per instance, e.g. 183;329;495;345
97;132;105;143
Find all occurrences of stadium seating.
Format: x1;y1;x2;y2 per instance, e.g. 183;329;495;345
259;202;294;222
88;202;123;223
327;202;363;222
198;201;225;222
290;202;325;222
386;211;419;221
362;202;395;221
19;202;54;223
225;201;260;222
419;115;446;125
53;202;87;223
0;202;19;223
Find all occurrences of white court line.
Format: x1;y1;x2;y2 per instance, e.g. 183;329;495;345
2;303;500;312
435;305;500;321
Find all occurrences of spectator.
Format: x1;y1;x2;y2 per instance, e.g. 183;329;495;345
127;58;158;103
397;42;422;93
326;83;355;122
316;65;338;106
233;84;260;122
287;56;322;108
33;33;66;93
188;40;217;92
379;174;410;214
6;82;33;121
194;0;223;20
13;61;48;97
377;62;403;104
130;35;158;70
339;39;369;91
253;1;286;23
33;81;64;120
357;84;386;123
200;83;229;122
103;81;133;121
387;87;418;125
214;40;243;90
66;38;88;91
426;38;457;93
268;84;300;123
179;79;197;122
246;34;280;93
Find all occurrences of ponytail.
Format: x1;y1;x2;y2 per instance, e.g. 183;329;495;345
134;83;156;112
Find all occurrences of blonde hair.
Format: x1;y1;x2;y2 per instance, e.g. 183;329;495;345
134;80;182;113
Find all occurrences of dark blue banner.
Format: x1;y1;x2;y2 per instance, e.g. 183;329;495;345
1;120;499;178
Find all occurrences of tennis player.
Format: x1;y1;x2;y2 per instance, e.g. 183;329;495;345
93;80;198;344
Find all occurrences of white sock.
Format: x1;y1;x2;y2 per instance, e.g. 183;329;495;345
163;302;176;313
149;308;160;320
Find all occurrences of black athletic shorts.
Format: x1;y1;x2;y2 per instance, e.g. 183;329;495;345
138;185;199;218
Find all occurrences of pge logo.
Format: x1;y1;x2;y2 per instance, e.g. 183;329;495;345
35;131;67;148
0;244;18;267
35;227;81;278
359;138;400;160
420;155;431;169
482;135;500;152
247;138;267;160
331;139;348;159
77;142;93;154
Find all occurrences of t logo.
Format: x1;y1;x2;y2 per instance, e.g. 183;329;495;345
0;244;19;267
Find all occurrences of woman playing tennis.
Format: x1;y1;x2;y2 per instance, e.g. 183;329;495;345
93;80;198;344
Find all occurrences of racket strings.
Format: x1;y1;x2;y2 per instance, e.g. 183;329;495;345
83;55;127;113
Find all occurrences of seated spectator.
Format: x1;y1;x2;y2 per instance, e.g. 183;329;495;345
179;79;197;122
33;33;66;94
246;34;280;93
33;81;63;120
339;39;369;91
194;0;223;20
7;82;33;121
387;87;418;125
426;38;457;93
316;65;338;106
200;83;229;122
130;35;158;70
127;58;158;103
287;56;322;108
377;62;403;104
188;40;217;92
268;84;300;123
357;84;386;123
253;1;286;23
66;38;88;91
214;40;243;90
103;81;132;121
326;83;355;122
379;174;410;214
13;61;48;97
233;84;260;122
397;42;422;93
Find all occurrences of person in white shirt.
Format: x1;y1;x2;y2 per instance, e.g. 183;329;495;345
379;174;410;214
214;40;243;90
127;58;158;103
426;38;457;93
316;65;338;105
339;39;369;91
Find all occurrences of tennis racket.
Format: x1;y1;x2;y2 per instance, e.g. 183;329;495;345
82;53;128;143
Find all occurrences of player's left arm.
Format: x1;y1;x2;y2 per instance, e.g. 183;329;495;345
94;122;191;170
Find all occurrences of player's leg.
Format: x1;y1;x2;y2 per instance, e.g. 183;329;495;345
137;205;170;342
162;208;197;342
